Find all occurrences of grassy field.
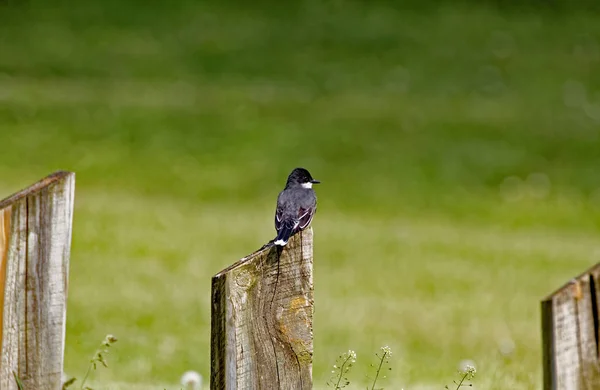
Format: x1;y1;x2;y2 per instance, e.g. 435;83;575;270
1;1;600;388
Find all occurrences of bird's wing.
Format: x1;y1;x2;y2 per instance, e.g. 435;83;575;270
297;206;315;230
275;205;284;231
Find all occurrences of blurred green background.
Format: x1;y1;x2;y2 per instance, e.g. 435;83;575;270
1;0;599;388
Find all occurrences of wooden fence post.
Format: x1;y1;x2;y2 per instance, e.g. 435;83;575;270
211;228;314;390
0;171;75;390
542;262;600;390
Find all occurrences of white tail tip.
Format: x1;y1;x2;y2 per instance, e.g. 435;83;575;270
274;239;287;246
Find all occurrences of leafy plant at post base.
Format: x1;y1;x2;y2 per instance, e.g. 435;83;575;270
61;334;118;390
326;350;357;389
13;368;76;390
13;371;24;390
62;377;76;390
367;346;392;390
445;364;476;390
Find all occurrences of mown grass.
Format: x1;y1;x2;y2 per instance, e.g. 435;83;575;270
0;1;599;388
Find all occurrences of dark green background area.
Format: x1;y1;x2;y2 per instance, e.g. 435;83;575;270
0;1;599;388
1;1;599;224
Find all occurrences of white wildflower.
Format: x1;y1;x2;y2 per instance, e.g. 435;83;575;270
181;370;202;390
458;359;477;380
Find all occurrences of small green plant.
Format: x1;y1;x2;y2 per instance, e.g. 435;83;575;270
326;350;357;389
13;371;24;390
62;377;76;390
367;345;392;390
79;334;118;389
324;346;477;390
61;334;118;390
445;364;476;390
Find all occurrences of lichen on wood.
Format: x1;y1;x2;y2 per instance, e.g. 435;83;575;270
0;171;75;390
211;228;314;390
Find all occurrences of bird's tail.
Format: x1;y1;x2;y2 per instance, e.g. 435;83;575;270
274;220;297;246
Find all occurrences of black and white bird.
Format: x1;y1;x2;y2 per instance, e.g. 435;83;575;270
274;168;320;246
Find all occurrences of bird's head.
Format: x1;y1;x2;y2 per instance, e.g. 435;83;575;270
286;167;320;189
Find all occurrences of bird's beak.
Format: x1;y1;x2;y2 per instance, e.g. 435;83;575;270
311;179;321;184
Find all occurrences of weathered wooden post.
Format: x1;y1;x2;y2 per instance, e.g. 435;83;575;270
0;171;75;390
542;262;600;390
211;228;314;389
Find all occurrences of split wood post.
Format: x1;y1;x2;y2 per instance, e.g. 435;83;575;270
0;171;75;390
211;228;314;390
542;262;600;390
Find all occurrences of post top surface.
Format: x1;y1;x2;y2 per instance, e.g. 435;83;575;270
541;261;600;302
0;171;74;210
213;227;313;280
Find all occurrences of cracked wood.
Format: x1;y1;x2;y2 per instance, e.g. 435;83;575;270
211;228;314;390
0;171;75;390
542;262;600;390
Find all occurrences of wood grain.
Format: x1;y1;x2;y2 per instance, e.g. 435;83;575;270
542;263;600;390
211;228;314;390
0;171;75;390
